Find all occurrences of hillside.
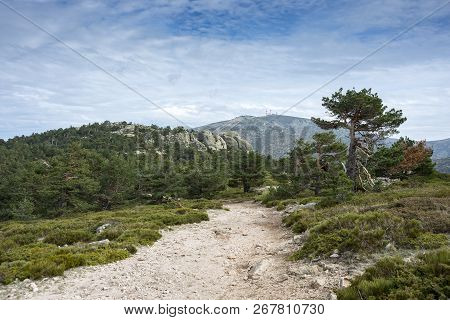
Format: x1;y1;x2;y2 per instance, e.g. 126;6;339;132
427;139;450;160
435;158;450;174
2;121;252;156
0;121;254;221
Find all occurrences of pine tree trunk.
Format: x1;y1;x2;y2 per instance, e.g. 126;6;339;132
346;124;357;186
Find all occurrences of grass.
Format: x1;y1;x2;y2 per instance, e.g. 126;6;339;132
0;199;221;284
337;248;450;299
282;175;450;259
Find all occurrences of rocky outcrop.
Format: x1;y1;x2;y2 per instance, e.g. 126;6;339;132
197;130;227;151
172;130;252;152
113;123;253;154
220;131;253;152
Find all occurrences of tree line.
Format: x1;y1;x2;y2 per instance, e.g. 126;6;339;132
0;88;436;221
0;122;264;220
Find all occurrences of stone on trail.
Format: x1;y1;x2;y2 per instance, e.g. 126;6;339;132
327;292;337;300
248;259;271;279
309;277;326;289
29;282;39;292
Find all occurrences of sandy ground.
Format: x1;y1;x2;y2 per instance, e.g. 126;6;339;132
0;201;364;300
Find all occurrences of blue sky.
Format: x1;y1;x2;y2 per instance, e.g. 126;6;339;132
0;0;449;140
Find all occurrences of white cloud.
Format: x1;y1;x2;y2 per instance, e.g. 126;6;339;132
0;0;449;141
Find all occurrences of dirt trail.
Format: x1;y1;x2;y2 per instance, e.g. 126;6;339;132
0;202;360;300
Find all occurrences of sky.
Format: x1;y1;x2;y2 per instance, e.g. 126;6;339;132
0;0;449;141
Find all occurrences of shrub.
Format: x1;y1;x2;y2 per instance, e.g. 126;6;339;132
124;244;137;254
22;260;66;281
389;197;450;233
0;199;213;284
291;211;447;259
96;226;124;241
44;229;93;246
260;184;298;204
337;249;450;299
415;233;448;249
117;228;161;245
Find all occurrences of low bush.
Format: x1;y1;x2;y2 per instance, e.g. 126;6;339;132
337;248;450;299
260;184;300;205
0;199;219;284
286;178;449;260
389;197;449;233
291;211;448;259
44;229;93;246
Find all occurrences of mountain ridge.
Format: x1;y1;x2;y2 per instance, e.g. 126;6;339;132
196;115;450;162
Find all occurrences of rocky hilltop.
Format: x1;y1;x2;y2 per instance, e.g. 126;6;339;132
114;123;252;153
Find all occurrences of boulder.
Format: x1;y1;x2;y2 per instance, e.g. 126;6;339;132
293;234;303;244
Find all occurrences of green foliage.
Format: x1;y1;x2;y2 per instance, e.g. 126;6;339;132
183;169;227;198
286;177;449;260
0;199;219;284
288;132;348;195
259;184;299;205
337;249;450;299
44;229;93;246
370;137;435;178
231;151;265;192
312;88;406;187
0;122;255;220
389;197;450;234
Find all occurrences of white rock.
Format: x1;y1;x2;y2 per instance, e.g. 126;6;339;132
248;259;271;279
88;239;110;246
309;277;326;289
30;282;39;292
339;277;351;288
293;235;303;244
385;243;397;251
96;223;112;234
300;202;317;209
327;292;338;300
330;253;340;258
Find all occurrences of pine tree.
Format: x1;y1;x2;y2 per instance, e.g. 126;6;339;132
289;132;347;195
312;88;406;188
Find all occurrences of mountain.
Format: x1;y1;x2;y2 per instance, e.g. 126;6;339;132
197;115;450;165
434;158;450;174
197;115;348;159
426;139;450;160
